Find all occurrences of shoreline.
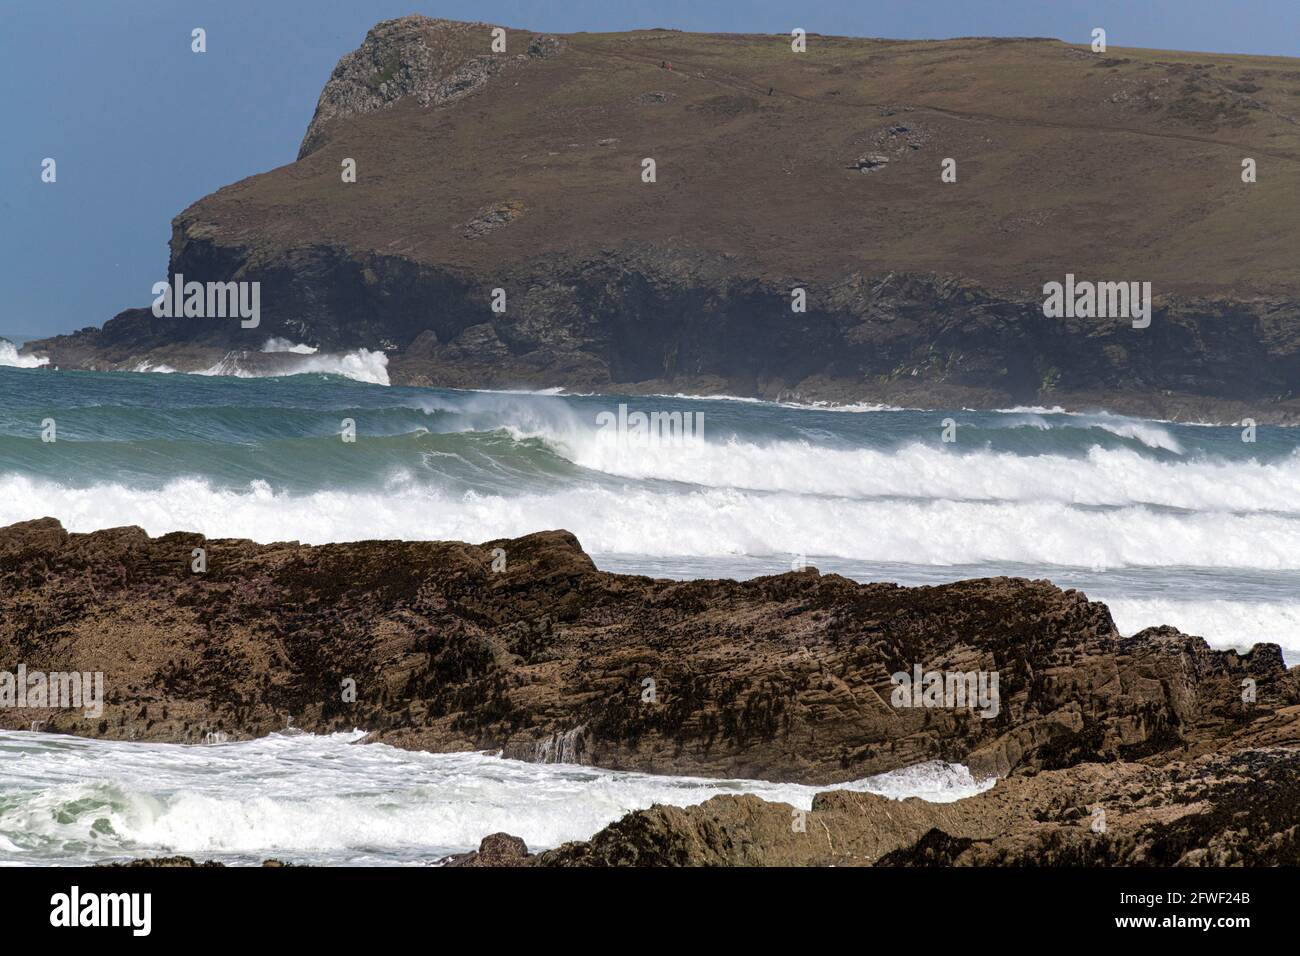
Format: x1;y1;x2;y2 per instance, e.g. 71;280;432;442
3;518;1297;866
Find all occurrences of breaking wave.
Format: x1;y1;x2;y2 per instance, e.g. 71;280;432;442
557;433;1298;513
3;368;1299;658
1105;597;1300;657
0;730;992;865
0;341;47;369
4;473;1300;571
261;338;319;354
199;348;389;385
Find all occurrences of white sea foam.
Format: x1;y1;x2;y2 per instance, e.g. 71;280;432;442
993;405;1071;415
1105;597;1300;658
199;348;389;385
650;392;908;412
4;473;1300;571
992;409;1184;452
465;386;567;396
0;341;48;369
400;395;1274;511
0;730;992;866
261;337;319;354
552;429;1298;514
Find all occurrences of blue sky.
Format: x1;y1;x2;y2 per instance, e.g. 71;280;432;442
3;0;1298;337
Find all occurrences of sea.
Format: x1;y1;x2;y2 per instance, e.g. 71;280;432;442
1;346;1296;864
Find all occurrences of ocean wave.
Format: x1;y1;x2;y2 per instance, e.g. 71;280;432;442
131;361;178;374
261;338;318;354
555;430;1300;514
465;386;567;396
198;348;389;385
992;405;1245;430
649;392;908;412
993;405;1071;415
0;730;991;865
0;341;48;369
5;473;1300;570
989;410;1184;452
1105;597;1300;657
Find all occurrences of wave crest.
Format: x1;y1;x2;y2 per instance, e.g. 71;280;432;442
4;474;1300;571
200;348;389;385
0;341;48;369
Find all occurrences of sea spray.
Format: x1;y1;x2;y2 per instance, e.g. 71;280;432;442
0;730;993;866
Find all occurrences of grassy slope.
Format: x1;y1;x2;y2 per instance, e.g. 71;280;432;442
190;26;1300;297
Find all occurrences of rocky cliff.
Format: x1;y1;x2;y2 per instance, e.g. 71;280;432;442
23;16;1300;421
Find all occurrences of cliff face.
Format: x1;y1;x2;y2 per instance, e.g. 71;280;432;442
25;16;1300;419
2;518;1296;786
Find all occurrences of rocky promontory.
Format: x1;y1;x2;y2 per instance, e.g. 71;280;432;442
22;16;1300;421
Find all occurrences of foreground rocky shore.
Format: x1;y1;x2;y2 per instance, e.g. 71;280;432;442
3;518;1298;864
445;745;1300;865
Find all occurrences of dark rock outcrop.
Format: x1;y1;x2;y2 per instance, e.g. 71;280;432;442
438;833;532;867
5;515;1298;866
533;746;1300;866
2;518;1296;786
97;856;227;868
97;857;289;867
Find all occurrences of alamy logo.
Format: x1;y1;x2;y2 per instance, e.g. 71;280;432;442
1042;274;1151;328
596;404;704;446
1242;677;1257;704
890;664;1000;718
151;273;260;328
50;886;151;936
0;665;103;718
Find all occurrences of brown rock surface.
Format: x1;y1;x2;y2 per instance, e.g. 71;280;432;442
438;833;532;867
2;517;1295;788
536;746;1300;866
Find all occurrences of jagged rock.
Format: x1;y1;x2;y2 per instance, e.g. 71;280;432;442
461;200;525;239
7;515;1298;866
98;857;292;867
298;17;560;159
527;35;565;59
534;747;1300;866
502;724;592;764
439;833;532;867
2;518;1296;786
97;856;226;868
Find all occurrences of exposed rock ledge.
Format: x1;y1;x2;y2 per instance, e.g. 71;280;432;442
446;746;1300;866
1;518;1296;789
